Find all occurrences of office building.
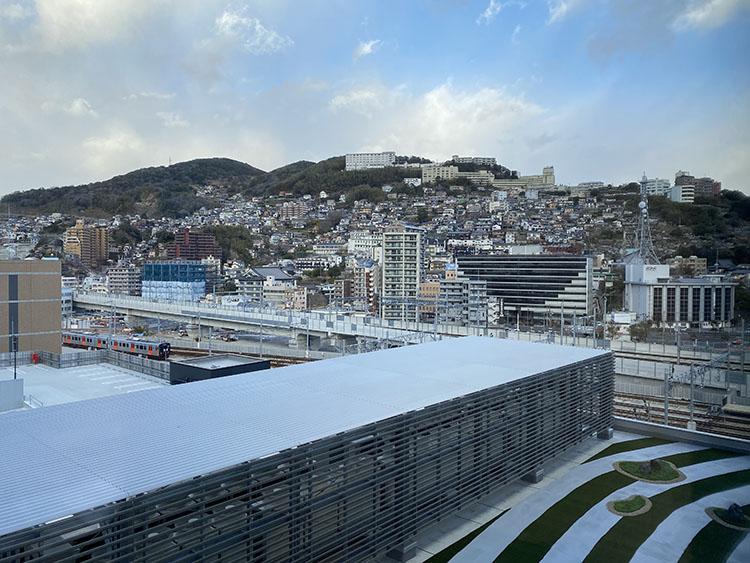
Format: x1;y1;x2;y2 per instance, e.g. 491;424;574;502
382;226;424;321
345;151;396;171
107;265;141;296
625;264;735;327
0;337;614;562
142;260;206;302
458;254;593;322
64;219;109;268
166;229;222;261
0;259;61;354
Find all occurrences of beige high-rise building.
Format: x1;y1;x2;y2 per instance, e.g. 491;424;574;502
0;259;61;354
64;219;109;268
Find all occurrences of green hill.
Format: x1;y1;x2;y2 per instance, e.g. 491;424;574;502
265;156;422;197
2;158;265;218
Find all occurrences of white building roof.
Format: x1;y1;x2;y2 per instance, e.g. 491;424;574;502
0;337;608;537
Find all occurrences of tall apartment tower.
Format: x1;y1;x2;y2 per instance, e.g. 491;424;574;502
166;229;223;261
381;226;424;322
64;220;109;268
0;259;61;354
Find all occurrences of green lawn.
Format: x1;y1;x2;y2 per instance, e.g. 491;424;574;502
424;509;509;563
613;495;646;513
584;437;674;464
618;460;680;481
584;469;750;563
493;449;741;563
679;505;750;563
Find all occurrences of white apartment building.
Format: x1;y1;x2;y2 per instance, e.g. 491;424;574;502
347;231;383;258
451;155;497;166
345;151;396;171
422;165;459;184
107;265;142;296
670;184;695;204
640;174;671;196
381;226;424;322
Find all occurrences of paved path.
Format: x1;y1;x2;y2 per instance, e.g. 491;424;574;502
632;484;750;563
452;441;707;562
541;456;750;563
729;533;750;563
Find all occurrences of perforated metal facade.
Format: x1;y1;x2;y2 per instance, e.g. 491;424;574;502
0;338;613;562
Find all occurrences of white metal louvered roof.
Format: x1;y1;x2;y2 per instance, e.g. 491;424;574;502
0;336;607;537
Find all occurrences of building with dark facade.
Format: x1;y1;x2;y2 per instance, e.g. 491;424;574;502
675;170;721;198
0;337;613;562
458;254;592;323
166;229;222;261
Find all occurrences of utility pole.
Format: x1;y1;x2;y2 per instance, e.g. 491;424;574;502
664;366;670;425
11;320;17;380
560;302;564;344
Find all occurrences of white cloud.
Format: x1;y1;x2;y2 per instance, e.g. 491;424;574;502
477;0;503;25
328;81;544;160
512;24;521;44
66;97;97;117
123;91;175;101
81;127;146;177
214;9;293;54
0;2;34;21
476;1;526;25
40;97;98;117
353;39;381;59
329;88;381;118
31;0;168;52
156;111;189;128
547;0;584;24
673;0;750;30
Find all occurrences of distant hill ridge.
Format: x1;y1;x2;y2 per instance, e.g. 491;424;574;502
1;154;441;218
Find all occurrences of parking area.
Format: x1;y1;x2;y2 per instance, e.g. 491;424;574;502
0;362;167;408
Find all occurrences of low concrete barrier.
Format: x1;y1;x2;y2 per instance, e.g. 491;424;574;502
613;416;750;454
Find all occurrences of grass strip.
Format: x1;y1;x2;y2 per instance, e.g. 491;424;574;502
424;509;509;563
584;437;674;464
494;448;740;563
584;469;750;563
679;505;750;563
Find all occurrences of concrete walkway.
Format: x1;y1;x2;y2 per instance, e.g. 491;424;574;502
452;441;707;562
632;485;750;563
729;533;750;563
541;456;750;563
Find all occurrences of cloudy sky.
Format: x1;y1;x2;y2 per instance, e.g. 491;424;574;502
1;0;748;195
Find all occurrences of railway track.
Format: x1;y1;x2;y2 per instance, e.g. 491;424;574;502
615;392;750;440
613;348;746;371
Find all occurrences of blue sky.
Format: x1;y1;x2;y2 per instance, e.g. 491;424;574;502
0;0;748;195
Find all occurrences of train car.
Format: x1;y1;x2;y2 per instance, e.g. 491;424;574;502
62;332;171;360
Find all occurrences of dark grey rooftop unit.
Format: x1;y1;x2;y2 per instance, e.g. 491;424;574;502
169;353;270;384
0;337;613;562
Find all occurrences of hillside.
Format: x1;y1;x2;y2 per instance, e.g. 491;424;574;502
1;158;265;218
242;160;316;195
266;156;422;197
